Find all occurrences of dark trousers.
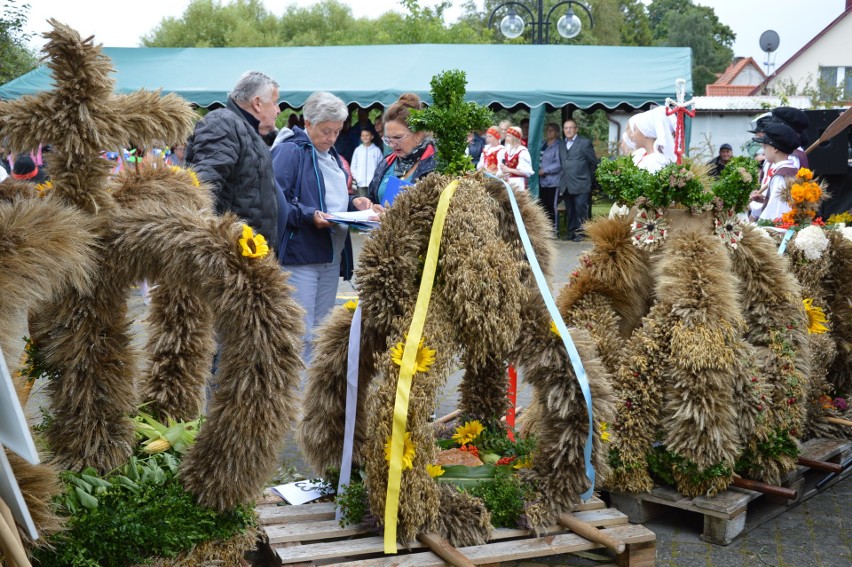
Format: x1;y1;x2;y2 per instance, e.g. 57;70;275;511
561;191;591;239
538;186;559;233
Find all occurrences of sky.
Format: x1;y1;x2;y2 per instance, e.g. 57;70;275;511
22;0;844;71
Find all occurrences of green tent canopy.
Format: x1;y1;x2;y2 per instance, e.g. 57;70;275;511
0;43;692;110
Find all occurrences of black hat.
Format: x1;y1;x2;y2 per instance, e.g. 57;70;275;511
719;143;732;151
747;112;772;134
11;155;46;183
772;107;810;146
752;121;800;155
772;107;809;133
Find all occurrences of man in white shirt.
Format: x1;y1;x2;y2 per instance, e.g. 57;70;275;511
350;129;383;197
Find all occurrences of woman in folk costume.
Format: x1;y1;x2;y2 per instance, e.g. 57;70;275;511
499;126;534;191
747;121;801;222
476;126;504;175
626;106;677;173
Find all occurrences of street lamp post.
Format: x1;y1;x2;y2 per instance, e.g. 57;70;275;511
488;1;594;44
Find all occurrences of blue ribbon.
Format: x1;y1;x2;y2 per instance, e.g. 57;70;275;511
777;228;796;255
488;174;596;501
335;304;362;521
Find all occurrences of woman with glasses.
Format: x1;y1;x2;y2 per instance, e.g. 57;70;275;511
271;91;381;362
367;93;436;206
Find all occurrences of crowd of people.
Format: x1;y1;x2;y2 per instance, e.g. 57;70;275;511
0;68;826;362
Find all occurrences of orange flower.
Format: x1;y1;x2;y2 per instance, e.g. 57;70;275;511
790;183;806;204
780;211;797;226
803;182;821;203
797;168;814;181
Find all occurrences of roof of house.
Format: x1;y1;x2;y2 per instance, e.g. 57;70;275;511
706;57;765;96
693;95;810;111
751;7;852;95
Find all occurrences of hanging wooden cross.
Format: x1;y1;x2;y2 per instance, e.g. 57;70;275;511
665;79;695;165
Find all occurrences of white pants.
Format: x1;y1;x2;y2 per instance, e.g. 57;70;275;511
284;262;341;364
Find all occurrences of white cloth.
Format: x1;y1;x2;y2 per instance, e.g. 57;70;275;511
629;106;677;164
631;148;670;173
499;145;533;191
749;157;796;221
350;143;383;187
0;167;7;183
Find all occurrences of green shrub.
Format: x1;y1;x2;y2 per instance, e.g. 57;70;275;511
32;455;253;566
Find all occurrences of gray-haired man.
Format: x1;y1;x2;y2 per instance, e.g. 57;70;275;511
187;70;281;248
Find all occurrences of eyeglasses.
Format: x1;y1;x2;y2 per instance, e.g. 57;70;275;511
382;132;413;146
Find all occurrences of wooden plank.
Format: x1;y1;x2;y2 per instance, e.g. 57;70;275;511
636;487;759;519
799;437;850;462
258;502;336;525
276;508;629;563
331;524;654;566
574;495;606;511
266;519;375;544
274;510;628;563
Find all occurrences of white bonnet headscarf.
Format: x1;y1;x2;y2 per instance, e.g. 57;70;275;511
628;106;677;164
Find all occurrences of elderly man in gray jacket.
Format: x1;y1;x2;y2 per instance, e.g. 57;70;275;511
186;71;281;248
558;119;599;241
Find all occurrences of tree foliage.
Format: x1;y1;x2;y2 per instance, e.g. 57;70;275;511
0;0;38;84
125;0;737;101
648;0;735;95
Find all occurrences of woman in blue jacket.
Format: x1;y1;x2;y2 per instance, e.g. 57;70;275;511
271;91;380;361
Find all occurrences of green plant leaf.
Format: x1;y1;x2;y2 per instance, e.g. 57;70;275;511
74;487;99;510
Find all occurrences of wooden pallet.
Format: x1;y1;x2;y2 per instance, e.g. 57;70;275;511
607;437;851;545
256;494;656;566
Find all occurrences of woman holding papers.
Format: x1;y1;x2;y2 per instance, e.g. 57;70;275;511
271;91;381;360
367;93;436;207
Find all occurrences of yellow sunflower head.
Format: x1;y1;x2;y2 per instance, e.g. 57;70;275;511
452;420;484;446
343;299;358;313
384;431;416;471
238;224;269;259
803;298;828;334
550;320;561;338
390;337;436;374
426;464;445;478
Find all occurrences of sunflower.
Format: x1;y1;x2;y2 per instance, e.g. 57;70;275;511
549;320;561;338
390;337;436;374
452;420;484;446
426;464;445;478
238;224;269;259
343;299;358;312
803;298;828;334
600;421;611;443
170;165;201;187
384;432;416;471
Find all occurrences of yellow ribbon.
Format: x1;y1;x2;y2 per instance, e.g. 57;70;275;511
384;179;459;553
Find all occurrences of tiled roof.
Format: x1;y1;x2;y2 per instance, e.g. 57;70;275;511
706;85;761;96
706;57;766;96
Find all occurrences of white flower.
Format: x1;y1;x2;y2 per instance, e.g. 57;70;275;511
841;226;852;243
608;203;631;219
793;225;829;260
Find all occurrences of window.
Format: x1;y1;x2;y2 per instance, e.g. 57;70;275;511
818;66;840;100
845;67;852;100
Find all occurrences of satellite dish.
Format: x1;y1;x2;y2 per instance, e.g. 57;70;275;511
759;30;780;76
759;30;780;53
